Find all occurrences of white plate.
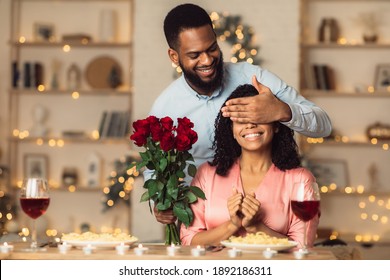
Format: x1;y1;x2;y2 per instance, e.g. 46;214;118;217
221;240;298;252
63;238;138;249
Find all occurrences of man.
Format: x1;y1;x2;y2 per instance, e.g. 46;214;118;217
147;3;331;224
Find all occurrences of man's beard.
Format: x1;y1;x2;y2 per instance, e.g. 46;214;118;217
180;52;224;94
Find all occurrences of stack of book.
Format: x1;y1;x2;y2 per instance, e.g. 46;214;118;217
304;63;336;91
98;110;130;138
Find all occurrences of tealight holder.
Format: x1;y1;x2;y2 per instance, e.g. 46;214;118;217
115;242;130;255
58;242;72;254
0;242;14;253
227;247;242;258
134;244;149;256
262;248;277;259
82;244;96;255
191;245;206;257
293;248;308;260
166;244;180;256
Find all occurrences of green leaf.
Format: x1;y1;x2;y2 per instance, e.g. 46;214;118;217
173;205;190;227
140;190;150;202
156;199;171;211
185;206;194;225
185;191;197;203
146;180;159;197
176;170;185;179
189;186;206;200
139;151;150;162
188;164;197;177
159;158;168;172
167;175;178;200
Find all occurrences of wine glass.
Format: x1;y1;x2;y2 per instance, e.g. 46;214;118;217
19;178;50;251
291;181;320;253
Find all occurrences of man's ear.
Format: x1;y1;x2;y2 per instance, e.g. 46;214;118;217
168;48;179;65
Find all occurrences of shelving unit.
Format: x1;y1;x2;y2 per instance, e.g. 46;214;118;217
299;0;390;190
8;0;134;189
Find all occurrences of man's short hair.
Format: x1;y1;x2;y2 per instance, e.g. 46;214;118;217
163;3;213;50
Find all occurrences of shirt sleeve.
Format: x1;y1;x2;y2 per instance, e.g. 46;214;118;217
256;67;332;138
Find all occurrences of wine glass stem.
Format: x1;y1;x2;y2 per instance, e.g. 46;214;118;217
303;221;307;251
31;219;37;249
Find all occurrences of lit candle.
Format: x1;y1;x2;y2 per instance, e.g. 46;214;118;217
115;242;129;255
0;242;14;253
134;244;149;256
227;247;242;258
58;242;72;254
166;243;180;256
262;248;277;259
191;245;206;257
293;248;307;259
82;244;95;255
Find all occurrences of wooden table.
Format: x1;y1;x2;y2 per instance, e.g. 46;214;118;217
1;243;336;260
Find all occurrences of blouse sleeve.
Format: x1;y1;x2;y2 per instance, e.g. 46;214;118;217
287;168;320;248
180;164;208;245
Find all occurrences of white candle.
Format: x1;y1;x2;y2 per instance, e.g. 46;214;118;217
166;243;180;256
134;244;149;256
191;245;206;257
293;248;307;259
228;247;242;258
115;242;129;255
0;242;14;253
262;248;277;259
82;244;95;255
58;242;72;254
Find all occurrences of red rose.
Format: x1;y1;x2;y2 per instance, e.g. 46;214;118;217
175;134;192;151
160;117;174;132
160;131;175;151
130;130;148;146
177;117;194;129
133;119;150;134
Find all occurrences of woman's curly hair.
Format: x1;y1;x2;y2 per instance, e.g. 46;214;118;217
210;84;301;176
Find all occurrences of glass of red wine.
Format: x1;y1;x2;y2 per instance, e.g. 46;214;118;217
19;178;50;251
291;182;320;253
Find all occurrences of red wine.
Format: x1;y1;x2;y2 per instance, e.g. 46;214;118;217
291;200;320;221
20;197;50;219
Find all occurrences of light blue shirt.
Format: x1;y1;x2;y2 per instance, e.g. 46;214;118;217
146;62;332;184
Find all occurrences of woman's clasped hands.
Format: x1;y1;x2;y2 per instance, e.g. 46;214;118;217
228;187;261;233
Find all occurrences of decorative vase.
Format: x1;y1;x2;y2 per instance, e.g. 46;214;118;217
363;32;378;43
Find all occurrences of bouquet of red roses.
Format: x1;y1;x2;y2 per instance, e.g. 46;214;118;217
130;116;205;245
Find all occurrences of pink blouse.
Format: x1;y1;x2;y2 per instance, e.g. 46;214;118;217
180;160;320;247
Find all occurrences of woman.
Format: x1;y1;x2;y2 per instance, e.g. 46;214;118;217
180;84;319;247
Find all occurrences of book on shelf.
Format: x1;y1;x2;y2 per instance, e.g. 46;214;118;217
98;110;130;138
307;64;336;91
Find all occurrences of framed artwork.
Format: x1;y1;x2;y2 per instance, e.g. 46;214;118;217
33;22;55;42
307;159;349;188
374;64;390;90
24;154;48;179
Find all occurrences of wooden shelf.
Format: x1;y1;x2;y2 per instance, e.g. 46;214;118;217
10;41;132;48
9;136;130;144
9;88;133;96
301;42;390;49
302;90;390;97
305;139;390;148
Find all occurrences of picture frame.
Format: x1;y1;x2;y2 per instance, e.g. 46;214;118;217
374;64;390;90
307;158;349;188
24;154;48;179
33;22;55;42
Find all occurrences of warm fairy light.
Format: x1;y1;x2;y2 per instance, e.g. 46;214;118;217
36;138;44;145
356;185;365;194
377;199;384;206
355;235;362;242
81;38;89;45
380;216;388;224
18;130;29;139
338;37;347;44
48;139;56;147
21;227;30;236
110;171;117;177
382;143;389;150
57;139;65;147
63;44;71;52
176;66;182;73
119;191;125;198
360;213;368;220
344;186;353;194
92;130;99;139
329;183;337;191
231;57;238;63
250;49;257;55
19;36;26;43
210;11;219;21
6;213;13;220
320;186;328;193
68;185;76;192
224;31;231;37
373;235;380;242
246;58;253;64
371;138;378;145
358;202;366;209
363;235;372;242
341;136;349;143
371;214;379;221
107;200;114;207
103;187;110;194
368;86;375;93
368;195;376;203
118;176;125;184
12;129;19;137
72;91;80;99
37;85;45;92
